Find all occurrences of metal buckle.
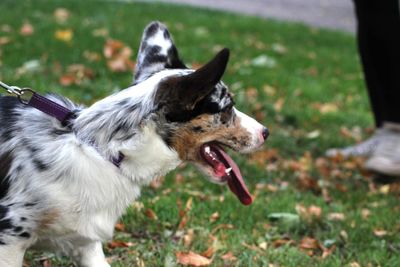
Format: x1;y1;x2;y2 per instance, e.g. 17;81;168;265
17;88;35;105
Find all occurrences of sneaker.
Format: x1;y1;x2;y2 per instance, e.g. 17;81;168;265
325;129;385;158
364;125;400;177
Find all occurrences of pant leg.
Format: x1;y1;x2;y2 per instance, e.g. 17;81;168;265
353;0;400;126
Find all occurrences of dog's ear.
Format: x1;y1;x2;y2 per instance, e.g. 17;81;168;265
156;48;230;112
134;21;187;84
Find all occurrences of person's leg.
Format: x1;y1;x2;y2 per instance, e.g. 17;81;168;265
326;0;400;159
354;0;400;126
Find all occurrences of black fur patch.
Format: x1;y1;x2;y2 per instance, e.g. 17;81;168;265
0;96;20;140
19;231;30;238
0;205;12;231
0;152;12;200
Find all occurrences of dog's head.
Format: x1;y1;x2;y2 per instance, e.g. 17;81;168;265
134;22;268;205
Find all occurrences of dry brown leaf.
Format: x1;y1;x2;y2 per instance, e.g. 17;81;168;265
150;176;164;189
201;246;215;258
108;240;135;249
20;22;34;36
103;39;134;72
373;229;387;237
114;222;126;232
144;209;158;221
176;251;212;266
321;244;336;259
299;237;319;250
59;74;76;86
59;64;94;86
296;204;322;223
209;212;219;223
221;252;237;262
272;239;295;248
273;97;284;112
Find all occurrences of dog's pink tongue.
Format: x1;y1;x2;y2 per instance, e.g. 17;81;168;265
211;145;253;206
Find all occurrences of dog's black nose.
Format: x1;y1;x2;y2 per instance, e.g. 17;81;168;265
262;127;269;141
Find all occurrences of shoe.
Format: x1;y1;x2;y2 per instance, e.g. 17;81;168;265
364;125;400;176
325;128;385;158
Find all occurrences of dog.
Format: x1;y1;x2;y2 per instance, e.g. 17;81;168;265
0;21;268;267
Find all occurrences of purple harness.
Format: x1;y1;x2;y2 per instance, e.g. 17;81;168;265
0;82;124;167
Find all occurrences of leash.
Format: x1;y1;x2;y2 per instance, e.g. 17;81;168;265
0;80;124;167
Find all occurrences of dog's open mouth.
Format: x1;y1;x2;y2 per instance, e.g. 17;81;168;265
199;143;253;205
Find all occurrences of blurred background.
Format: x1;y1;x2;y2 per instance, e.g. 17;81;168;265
1;0;399;266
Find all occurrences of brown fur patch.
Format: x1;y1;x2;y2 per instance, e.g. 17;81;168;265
170;112;251;162
38;209;60;231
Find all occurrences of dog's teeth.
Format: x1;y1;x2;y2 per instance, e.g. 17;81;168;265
225;167;232;174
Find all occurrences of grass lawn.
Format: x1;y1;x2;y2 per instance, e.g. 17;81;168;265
1;0;400;266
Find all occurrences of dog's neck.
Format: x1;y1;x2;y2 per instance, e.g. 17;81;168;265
72;83;181;184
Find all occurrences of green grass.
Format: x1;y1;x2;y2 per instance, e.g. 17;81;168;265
1;0;399;266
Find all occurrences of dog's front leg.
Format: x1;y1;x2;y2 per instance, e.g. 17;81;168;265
0;241;27;267
71;241;110;267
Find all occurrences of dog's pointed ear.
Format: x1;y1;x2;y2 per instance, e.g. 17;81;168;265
134;21;187;84
157;48;230;111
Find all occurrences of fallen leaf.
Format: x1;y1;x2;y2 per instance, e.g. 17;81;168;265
150;176;164;189
59;74;76;86
59;64;94;86
311;102;338;114
209;212;219;223
144;209;158;220
54;8;70;23
103;39;134;72
273;97;284;112
272;239;295;248
321;244;336;259
20;22;34;36
201;247;215;258
176;251;212;266
299;237;319;250
327;213;345;221
258;241;268;250
114;222;125;232
296;204;322;223
108;240;135;249
349;262;361;267
55;29;73;42
183;229;194;247
361;209;370;220
373;229;387;237
0;37;11;46
221;252;237;262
